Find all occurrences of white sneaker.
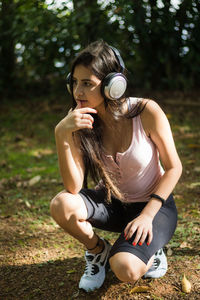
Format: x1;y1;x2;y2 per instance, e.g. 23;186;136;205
143;248;168;278
79;239;111;292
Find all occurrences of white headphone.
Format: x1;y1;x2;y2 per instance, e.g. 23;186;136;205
66;45;127;100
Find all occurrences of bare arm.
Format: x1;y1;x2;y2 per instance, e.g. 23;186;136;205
124;100;182;245
140;100;182;219
55;104;97;194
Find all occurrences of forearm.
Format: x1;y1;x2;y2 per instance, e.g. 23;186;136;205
151;165;182;200
55;128;84;193
141;166;182;219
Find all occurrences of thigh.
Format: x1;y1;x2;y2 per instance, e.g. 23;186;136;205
79;188;127;232
109;195;178;265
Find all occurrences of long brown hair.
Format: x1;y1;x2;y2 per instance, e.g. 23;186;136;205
70;40;145;201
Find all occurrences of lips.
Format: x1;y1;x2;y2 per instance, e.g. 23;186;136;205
77;100;88;107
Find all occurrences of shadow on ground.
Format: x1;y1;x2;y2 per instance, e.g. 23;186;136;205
0;257;119;300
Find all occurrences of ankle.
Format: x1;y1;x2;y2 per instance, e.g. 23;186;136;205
87;236;104;254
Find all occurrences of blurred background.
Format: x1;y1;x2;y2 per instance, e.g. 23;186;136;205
1;2;200;299
1;0;200;98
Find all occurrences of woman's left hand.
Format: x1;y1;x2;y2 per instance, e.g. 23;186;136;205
124;214;153;246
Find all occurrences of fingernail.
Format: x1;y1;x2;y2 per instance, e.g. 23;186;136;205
132;242;136;246
147;242;150;246
139;242;142;246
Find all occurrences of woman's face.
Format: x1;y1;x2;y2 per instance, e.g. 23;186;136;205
73;64;105;110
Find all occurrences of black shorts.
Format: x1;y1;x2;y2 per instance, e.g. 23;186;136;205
79;188;178;265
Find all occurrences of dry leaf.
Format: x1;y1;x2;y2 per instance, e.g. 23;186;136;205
167;248;173;256
28;175;41;186
66;269;76;274
194;166;200;172
129;286;150;293
71;290;80;298
182;274;192;293
180;241;192;249
188;182;200;189
25;200;31;208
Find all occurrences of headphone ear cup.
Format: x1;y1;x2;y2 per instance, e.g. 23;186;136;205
102;73;127;100
66;73;71;94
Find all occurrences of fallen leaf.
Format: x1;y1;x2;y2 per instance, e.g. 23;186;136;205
188;182;200;189
167;248;173;256
28;175;41;186
178;126;190;134
194;166;200;172
31;148;53;157
181;274;192;293
180;241;189;248
39;149;53;155
129;286;150;293
66;269;76;274
25;200;31;208
71;290;79;298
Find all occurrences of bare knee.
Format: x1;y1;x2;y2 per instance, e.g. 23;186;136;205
50;191;81;225
110;261;141;282
109;253;147;283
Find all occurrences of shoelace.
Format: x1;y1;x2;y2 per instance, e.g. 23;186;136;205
84;254;95;275
151;258;160;269
83;241;110;277
84;262;99;276
84;247;107;276
149;251;163;271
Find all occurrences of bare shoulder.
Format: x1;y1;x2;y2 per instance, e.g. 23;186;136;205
142;99;164;115
140;99;169;136
141;99;167;120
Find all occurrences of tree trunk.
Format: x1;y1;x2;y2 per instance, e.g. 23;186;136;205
0;0;16;96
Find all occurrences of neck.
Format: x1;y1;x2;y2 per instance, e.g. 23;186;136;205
97;99;128;129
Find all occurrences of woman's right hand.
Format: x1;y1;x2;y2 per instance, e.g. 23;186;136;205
56;103;97;134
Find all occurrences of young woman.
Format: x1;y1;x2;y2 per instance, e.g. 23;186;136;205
50;40;182;292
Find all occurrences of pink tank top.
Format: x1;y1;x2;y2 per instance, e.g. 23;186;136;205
101;97;164;203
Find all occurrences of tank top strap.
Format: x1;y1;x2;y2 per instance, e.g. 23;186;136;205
127;97;143;112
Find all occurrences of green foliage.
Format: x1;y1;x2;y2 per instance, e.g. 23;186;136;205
0;0;200;96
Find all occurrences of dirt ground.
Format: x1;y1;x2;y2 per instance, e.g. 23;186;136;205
0;96;200;299
0;212;199;300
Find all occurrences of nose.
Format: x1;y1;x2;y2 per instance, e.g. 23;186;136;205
74;83;84;97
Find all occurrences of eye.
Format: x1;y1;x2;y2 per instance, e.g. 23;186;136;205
83;81;92;87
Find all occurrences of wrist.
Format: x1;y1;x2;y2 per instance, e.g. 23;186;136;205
140;210;154;220
55;122;73;138
150;193;165;206
141;198;162;219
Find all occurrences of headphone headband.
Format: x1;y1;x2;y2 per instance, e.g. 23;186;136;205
109;45;125;73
